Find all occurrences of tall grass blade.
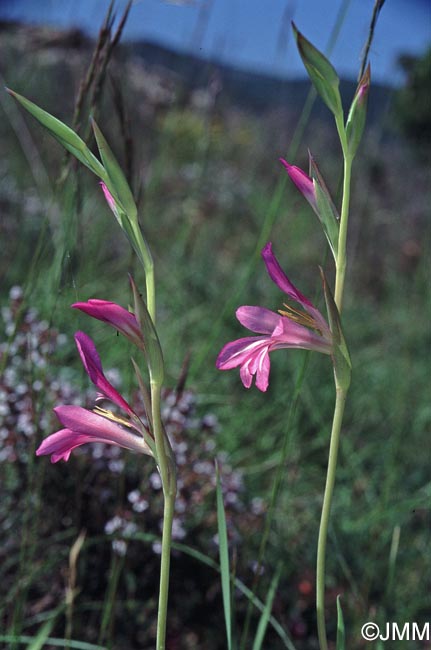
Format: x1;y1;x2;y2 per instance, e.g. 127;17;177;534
251;565;281;650
216;462;232;650
335;595;345;650
25;617;55;650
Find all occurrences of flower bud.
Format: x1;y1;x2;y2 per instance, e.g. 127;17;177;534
345;65;371;158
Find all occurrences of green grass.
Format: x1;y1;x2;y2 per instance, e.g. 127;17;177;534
1;20;430;650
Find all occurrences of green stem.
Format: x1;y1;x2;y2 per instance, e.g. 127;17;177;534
145;262;156;327
317;118;353;648
316;387;347;650
132;222;156;324
156;492;175;650
151;382;176;650
334;154;353;311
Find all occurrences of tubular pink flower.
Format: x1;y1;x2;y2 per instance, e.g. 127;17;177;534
72;299;144;349
280;158;316;208
36;331;152;463
216;242;331;392
36;406;151;463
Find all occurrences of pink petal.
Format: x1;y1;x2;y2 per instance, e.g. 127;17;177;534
53;405;149;454
244;345;271;392
261;243;330;335
216;336;272;391
216;336;269;370
236;306;280;334
261;243;313;307
36;428;115;463
72;299;143;348
74;331;134;415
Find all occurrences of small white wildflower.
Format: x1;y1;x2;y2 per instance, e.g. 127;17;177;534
150;472;162;490
10;286;23;300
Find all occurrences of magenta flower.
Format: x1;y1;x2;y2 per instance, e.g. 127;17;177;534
36;331;152;463
280;158;316;209
72;299;144;349
216;243;332;392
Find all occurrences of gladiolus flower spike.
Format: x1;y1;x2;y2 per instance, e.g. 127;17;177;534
216;243;332;392
36;331;154;463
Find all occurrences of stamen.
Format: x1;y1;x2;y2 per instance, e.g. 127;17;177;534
278;303;321;334
93;406;133;429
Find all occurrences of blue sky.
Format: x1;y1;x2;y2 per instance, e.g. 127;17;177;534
1;0;430;84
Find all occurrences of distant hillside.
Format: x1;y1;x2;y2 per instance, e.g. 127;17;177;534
0;20;393;124
125;39;394;123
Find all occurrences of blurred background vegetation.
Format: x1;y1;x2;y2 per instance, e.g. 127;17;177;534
0;5;430;650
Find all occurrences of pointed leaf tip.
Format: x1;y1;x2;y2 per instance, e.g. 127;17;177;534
291;23;343;118
7;88;107;179
336;595;346;650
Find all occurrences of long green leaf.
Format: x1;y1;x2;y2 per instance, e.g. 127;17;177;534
25;617;56;650
6;89;107;180
252;565;282;650
216;462;232;650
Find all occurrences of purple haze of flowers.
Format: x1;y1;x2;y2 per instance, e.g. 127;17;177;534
216;243;332;392
36;331;151;463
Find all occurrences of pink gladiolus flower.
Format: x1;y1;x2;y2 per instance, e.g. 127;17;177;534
280;158;316;209
36;332;152;462
216;242;332;392
72;299;144;349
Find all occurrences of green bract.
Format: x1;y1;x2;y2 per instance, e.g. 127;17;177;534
320;268;351;391
345;65;371;158
130;276;165;385
292;23;343;119
309;153;340;259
